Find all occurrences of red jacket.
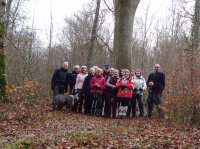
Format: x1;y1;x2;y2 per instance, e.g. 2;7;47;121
90;75;105;95
116;79;134;99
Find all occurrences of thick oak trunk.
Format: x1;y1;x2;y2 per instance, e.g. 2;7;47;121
113;0;140;69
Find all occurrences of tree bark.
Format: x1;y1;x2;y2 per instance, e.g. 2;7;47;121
87;0;101;67
5;0;12;31
190;0;200;89
0;0;7;101
191;0;200;50
113;0;140;69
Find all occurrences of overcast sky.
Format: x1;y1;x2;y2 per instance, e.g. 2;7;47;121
25;0;172;47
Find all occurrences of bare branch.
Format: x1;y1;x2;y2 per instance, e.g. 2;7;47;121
96;34;113;53
103;0;114;13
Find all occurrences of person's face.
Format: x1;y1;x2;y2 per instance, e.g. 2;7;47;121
123;70;130;79
96;70;102;76
154;65;160;72
131;71;135;77
113;70;119;77
89;69;95;75
125;72;130;78
63;64;69;70
82;68;87;73
110;68;114;76
104;68;109;73
75;68;80;73
136;71;141;77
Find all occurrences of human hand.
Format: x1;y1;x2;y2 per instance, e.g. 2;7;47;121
133;88;138;93
112;85;116;88
149;82;154;86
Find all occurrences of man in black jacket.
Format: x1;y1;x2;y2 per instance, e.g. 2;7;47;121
51;62;71;110
147;64;165;117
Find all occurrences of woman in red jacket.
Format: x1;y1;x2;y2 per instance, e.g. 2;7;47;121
90;68;105;116
112;69;134;118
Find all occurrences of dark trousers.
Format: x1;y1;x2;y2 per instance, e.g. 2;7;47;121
69;86;74;95
104;92;113;117
69;85;76;95
130;94;144;117
91;93;103;116
147;91;162;117
84;94;92;114
52;86;65;110
72;89;84;113
112;98;130;118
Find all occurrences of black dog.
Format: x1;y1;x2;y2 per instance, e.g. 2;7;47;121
53;94;79;111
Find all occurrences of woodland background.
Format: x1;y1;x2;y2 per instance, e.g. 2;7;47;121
0;0;200;148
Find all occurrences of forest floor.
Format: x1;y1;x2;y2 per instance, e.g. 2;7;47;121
0;98;200;149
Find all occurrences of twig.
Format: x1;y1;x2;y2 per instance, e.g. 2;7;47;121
103;0;114;13
96;34;113;53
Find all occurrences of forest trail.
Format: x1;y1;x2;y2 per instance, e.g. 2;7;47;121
0;99;200;149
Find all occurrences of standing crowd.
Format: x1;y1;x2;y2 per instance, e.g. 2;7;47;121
51;62;165;118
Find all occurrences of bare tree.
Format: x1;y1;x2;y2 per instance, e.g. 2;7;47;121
61;3;111;66
47;0;54;89
87;0;101;67
139;1;154;72
5;0;27;33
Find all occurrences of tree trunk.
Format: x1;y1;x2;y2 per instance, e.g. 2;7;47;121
87;0;101;67
113;0;140;69
5;0;13;32
0;0;7;102
191;0;200;50
190;0;200;89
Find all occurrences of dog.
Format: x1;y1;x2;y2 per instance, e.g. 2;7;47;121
53;94;79;111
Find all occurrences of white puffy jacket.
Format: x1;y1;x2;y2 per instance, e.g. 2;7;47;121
133;75;147;95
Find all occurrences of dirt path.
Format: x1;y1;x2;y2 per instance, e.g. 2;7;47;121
0;101;200;149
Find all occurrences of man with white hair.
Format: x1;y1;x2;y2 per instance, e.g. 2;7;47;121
147;64;165;117
51;61;71;110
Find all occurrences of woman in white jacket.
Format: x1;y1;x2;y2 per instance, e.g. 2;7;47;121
75;65;88;112
131;69;147;117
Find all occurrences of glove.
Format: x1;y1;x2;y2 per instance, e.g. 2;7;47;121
74;89;78;94
139;88;143;92
120;86;125;91
133;88;138;93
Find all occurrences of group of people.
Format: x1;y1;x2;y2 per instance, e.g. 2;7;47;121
51;62;165;118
